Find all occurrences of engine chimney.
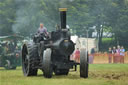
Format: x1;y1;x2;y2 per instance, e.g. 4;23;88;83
59;8;67;29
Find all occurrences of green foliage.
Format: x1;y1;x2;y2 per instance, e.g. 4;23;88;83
101;38;116;51
0;0;16;35
67;0;94;36
0;0;128;48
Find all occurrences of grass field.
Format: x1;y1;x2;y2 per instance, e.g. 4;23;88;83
0;64;128;85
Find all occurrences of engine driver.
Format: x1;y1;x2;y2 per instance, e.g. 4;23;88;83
37;23;48;36
34;23;49;42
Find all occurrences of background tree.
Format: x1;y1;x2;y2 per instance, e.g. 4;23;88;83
0;0;16;35
0;0;128;50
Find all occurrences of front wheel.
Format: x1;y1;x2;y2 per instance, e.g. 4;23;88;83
80;48;89;78
42;48;53;78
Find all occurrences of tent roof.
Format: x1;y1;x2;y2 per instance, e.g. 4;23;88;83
71;35;79;43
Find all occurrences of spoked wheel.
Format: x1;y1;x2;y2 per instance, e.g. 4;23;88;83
54;69;69;75
80;48;89;78
22;44;38;76
42;48;53;78
4;60;11;69
4;60;16;70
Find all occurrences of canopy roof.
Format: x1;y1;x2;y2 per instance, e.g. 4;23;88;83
0;35;24;41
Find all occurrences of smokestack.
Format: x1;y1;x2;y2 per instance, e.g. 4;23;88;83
59;8;67;29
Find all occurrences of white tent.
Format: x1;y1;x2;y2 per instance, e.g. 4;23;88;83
71;35;81;50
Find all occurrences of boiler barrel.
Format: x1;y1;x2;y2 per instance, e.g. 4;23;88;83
52;39;75;56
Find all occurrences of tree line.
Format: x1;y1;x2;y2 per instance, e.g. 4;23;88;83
0;0;128;50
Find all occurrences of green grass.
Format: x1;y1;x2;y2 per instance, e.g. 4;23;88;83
0;64;128;85
102;38;113;41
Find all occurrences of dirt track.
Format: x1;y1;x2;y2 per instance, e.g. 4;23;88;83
89;71;128;80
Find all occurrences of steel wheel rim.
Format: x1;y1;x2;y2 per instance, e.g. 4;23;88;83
22;48;29;75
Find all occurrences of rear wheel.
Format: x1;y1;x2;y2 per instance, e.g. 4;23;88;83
22;44;38;76
42;48;53;78
80;48;88;78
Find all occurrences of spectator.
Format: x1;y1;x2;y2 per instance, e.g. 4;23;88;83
74;48;80;63
116;45;121;63
89;47;95;64
8;41;15;53
120;46;125;63
108;47;112;63
112;46;116;63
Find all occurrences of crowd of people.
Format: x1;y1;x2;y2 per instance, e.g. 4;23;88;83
70;45;126;64
108;45;125;64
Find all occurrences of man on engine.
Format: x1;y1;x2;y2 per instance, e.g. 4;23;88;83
37;23;48;36
34;23;49;42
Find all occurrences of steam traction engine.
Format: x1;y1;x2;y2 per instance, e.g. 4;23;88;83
22;8;88;78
